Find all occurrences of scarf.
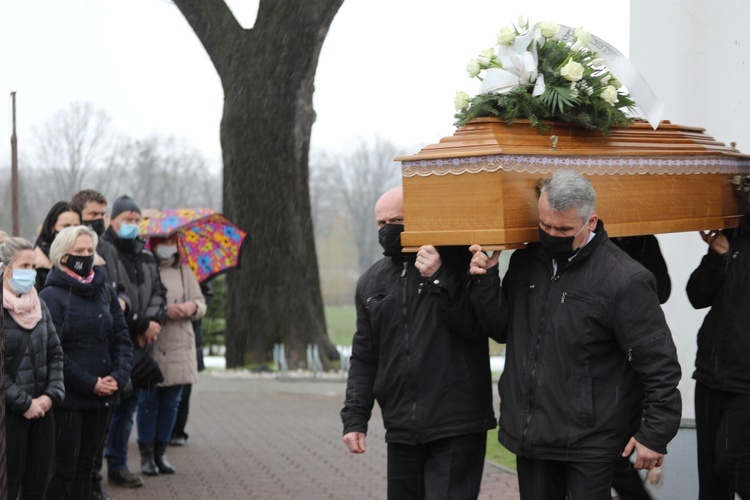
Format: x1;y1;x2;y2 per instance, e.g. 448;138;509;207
3;285;43;330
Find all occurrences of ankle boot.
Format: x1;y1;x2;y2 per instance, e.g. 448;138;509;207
138;441;159;476
154;440;176;474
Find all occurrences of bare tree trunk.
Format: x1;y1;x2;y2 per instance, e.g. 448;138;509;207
174;0;344;368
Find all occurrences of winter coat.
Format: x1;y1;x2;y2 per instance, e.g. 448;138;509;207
468;221;682;461
39;267;133;410
154;259;207;387
102;227;167;337
3;301;65;414
341;248;497;445
687;224;750;394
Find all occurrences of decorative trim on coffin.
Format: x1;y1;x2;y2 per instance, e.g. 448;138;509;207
401;155;750;177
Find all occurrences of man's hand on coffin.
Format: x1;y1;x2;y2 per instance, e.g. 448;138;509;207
700;230;729;255
415;245;442;277
468;244;500;275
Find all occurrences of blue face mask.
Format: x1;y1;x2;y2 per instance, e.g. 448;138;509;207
117;223;140;240
8;268;36;295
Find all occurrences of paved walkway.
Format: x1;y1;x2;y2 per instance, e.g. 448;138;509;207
106;371;520;499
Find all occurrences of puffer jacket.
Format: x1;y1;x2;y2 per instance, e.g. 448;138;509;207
341;248;497;445
687;224;750;394
3;301;65;414
469;221;682;461
39;267;133;410
154;259;207;387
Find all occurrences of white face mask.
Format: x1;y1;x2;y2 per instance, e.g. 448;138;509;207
155;245;178;260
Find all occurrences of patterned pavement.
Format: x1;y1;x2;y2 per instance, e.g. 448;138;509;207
105;371;520;500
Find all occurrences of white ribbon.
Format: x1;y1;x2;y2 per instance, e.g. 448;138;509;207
477;23;663;129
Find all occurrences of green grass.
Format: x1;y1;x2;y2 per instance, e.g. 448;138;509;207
326;305;356;346
486;433;517;470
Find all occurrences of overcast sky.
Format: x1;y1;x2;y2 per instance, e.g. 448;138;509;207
0;0;629;171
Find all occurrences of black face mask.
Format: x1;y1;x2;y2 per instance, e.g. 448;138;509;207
64;254;95;278
378;224;404;256
84;218;106;238
538;221;587;261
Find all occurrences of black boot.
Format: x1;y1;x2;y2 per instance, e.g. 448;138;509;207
154;440;176;474
138;441;159;476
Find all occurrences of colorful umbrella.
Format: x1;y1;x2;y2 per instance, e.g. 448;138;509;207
139;208;248;283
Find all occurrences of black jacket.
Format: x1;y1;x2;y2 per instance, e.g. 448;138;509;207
102;227;167;337
468;221;682;461
3;301;65;414
39;267;133;410
687;225;750;394
341;248;497;445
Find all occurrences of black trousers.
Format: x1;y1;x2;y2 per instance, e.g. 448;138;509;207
47;407;111;500
171;383;192;439
695;381;750;500
611;455;652;500
515;455;616;500
6;409;56;500
387;432;486;500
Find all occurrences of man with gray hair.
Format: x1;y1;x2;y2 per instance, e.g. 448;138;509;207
467;170;682;498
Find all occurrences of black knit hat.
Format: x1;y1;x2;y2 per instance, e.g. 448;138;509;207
111;195;141;219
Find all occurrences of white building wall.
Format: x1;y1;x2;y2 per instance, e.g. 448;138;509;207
630;0;750;421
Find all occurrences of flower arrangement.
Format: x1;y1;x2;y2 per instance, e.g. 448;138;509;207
454;17;636;134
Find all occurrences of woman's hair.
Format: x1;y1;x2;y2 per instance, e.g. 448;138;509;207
49;225;99;269
35;201;82;249
540;170;596;222
0;231;34;272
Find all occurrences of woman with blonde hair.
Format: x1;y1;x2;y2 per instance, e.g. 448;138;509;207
38;225;132;499
1;231;65;499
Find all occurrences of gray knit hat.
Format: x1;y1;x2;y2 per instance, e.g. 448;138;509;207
111;195;141;219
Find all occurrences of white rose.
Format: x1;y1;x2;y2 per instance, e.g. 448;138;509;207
600;73;611;84
610;78;622;88
591;58;605;67
539;21;560;38
497;26;516;45
477;48;496;67
600;85;618;106
574;27;592;45
560;60;584;82
454;91;470;111
570;40;583;52
467;59;481;78
518;15;526;29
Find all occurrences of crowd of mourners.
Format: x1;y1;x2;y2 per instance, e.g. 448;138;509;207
2;189;210;500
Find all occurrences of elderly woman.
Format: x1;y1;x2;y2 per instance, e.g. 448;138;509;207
1;232;65;500
137;235;206;476
38;225;133;499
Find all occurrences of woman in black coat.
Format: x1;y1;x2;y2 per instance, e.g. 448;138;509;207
1;232;65;499
38;225;133;499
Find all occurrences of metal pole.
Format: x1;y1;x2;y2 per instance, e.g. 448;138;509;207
10;91;19;237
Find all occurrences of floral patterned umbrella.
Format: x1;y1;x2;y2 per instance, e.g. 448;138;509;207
139;208;248;283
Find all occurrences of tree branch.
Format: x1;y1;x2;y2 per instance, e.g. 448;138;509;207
172;0;244;76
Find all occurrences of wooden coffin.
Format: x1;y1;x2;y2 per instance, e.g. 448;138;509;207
396;117;750;249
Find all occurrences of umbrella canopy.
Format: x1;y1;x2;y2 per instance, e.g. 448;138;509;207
139;208;248;283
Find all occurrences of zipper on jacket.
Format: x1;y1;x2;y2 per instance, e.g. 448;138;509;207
400;260;419;438
627;332;666;362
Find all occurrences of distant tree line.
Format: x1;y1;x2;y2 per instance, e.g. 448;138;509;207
1;101;406;306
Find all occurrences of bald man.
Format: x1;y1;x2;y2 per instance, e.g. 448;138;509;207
340;187;497;499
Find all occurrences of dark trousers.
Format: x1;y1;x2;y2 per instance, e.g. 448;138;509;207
515;455;616;500
387;432;487;500
47;407;111;500
6;409;56;500
171;383;192;439
695;381;750;499
611;455;652;500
